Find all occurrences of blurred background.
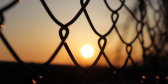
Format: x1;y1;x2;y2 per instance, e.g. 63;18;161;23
0;0;160;67
1;0;168;84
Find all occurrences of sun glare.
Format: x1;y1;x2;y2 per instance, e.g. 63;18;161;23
81;45;94;58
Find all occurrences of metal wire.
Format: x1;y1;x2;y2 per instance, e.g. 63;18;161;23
0;0;168;84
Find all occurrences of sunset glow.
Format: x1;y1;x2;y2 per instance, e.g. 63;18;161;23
81;45;94;58
0;0;150;67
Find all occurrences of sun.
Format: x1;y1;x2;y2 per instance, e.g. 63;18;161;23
81;45;94;58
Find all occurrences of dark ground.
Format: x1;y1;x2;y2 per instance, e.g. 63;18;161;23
0;60;168;84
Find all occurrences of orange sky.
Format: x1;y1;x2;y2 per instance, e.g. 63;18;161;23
0;0;158;68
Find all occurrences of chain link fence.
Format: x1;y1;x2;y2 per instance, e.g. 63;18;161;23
0;0;168;84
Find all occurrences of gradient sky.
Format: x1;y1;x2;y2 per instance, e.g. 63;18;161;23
0;0;159;67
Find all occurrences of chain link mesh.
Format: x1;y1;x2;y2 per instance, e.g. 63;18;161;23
0;0;168;84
